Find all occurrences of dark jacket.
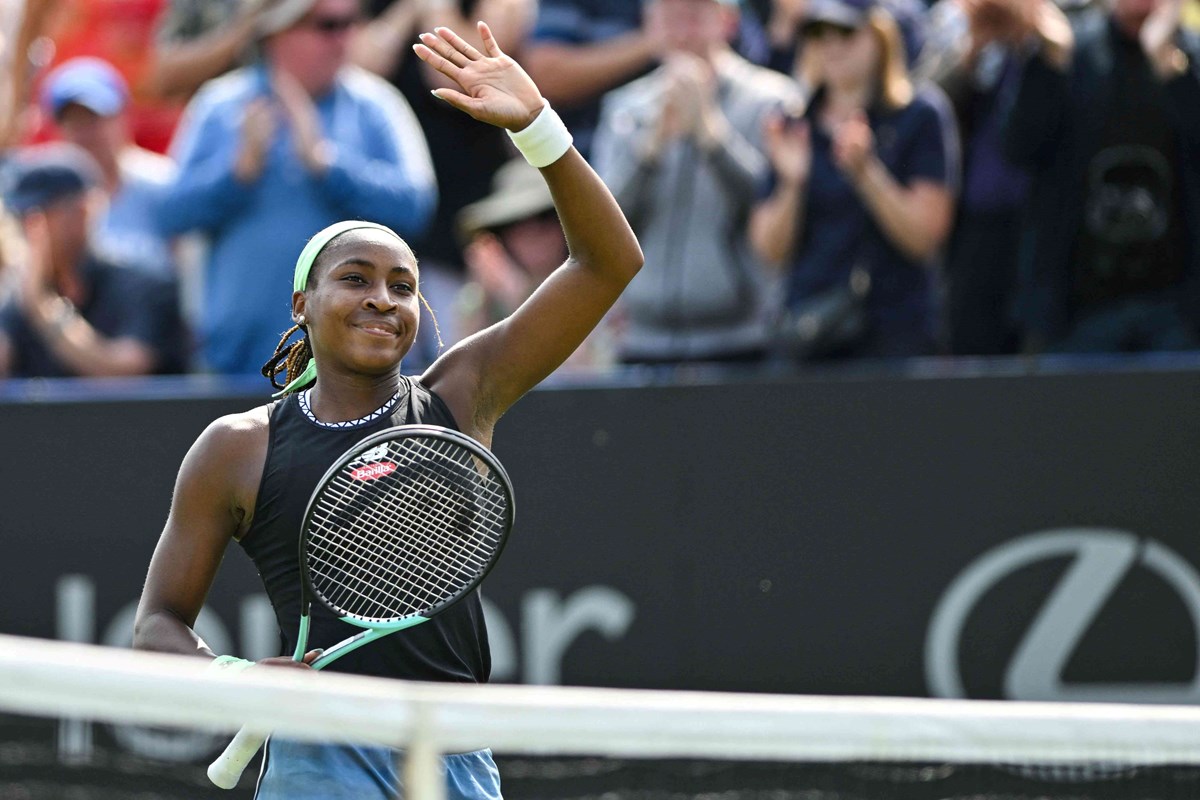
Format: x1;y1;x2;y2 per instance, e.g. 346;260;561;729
1001;14;1200;340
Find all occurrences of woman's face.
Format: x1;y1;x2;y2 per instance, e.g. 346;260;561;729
649;0;735;56
806;21;879;91
295;230;421;379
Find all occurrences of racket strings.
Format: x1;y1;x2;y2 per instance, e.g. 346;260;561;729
312;487;472;618
327;443;501;586
312;477;491;615
310;497;441;615
354;477;495;577
311;489;485;621
306;436;510;622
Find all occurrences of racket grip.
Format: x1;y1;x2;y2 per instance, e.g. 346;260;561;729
207;726;268;789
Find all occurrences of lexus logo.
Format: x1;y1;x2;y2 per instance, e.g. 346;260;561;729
925;528;1200;703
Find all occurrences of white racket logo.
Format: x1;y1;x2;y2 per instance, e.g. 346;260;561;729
360;443;389;462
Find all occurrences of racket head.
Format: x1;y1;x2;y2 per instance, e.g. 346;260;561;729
299;424;515;629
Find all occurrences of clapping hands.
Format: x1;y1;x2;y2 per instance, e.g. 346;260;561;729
1141;0;1188;78
235;70;330;180
763;111;812;188
831;111;875;182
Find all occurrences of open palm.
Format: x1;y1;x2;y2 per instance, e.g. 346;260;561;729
413;23;545;132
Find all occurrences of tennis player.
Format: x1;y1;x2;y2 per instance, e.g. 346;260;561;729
132;21;642;799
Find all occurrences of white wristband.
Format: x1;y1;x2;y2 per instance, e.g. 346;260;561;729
507;100;573;168
209;655;254;675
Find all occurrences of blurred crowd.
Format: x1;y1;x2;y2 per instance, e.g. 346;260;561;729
0;0;1198;381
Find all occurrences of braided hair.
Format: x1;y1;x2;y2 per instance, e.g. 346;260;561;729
262;324;312;391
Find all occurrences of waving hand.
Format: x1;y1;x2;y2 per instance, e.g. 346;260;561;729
413;23;544;132
411;23;643;443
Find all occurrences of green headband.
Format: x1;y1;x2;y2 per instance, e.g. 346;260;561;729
274;220;406;397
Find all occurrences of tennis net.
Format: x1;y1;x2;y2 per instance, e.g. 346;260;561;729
1;633;1199;799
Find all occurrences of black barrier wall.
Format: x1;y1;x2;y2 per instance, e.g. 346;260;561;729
2;367;1200;704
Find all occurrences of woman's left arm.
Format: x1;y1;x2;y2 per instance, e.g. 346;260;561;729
835;106;956;263
852;163;954;263
414;24;643;432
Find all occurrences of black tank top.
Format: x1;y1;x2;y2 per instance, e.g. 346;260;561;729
238;375;491;683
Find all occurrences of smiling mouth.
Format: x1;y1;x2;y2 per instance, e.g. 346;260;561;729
357;324;399;337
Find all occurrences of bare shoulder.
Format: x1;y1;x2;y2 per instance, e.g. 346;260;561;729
194;404;271;463
176;404;272;535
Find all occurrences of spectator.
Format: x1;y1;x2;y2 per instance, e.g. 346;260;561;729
749;0;958;360
985;0;1200;353
149;0;268;101
456;157;616;372
767;0;930;76
522;0;658;157
594;0;802;364
352;0;535;360
156;0;436;376
25;0;181;154
0;0;56;149
914;0;1031;354
41;57;179;278
524;0;782;157
0;144;186;378
766;0;811;73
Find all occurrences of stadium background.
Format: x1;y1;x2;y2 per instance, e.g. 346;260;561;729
3;359;1200;794
3;0;1200;795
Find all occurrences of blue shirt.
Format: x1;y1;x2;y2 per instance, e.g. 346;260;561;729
787;86;958;332
156;64;436;375
93;148;179;277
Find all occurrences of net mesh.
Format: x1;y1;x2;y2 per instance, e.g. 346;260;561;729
307;434;511;622
2;635;1200;800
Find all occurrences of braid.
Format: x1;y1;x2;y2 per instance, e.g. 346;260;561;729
261;324;312;391
418;291;444;352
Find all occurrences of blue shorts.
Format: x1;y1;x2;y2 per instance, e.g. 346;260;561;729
254;738;503;800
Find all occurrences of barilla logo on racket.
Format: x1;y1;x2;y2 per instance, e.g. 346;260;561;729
351;444;396;481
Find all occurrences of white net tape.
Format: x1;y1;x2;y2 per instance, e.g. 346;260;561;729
4;634;1200;799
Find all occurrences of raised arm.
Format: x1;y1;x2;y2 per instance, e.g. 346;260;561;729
413;23;643;435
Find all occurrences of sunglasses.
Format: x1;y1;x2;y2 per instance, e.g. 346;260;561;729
304;14;360;34
803;21;860;40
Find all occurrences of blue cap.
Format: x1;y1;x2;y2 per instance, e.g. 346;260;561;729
803;0;875;29
1;143;101;216
41;57;129;118
642;0;740;6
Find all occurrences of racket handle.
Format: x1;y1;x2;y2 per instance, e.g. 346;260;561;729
207;726;268;789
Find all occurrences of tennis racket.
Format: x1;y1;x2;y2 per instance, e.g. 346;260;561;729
207;424;515;789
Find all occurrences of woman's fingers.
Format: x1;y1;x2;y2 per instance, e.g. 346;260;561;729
418;31;469;69
478;20;503;57
430;87;483;117
434;25;486;61
413;41;464;81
